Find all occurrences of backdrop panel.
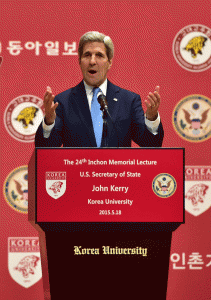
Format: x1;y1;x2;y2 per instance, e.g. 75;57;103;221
1;1;211;299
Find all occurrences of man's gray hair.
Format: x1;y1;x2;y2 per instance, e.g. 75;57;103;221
78;31;114;61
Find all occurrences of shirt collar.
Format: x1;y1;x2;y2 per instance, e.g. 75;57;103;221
83;79;108;96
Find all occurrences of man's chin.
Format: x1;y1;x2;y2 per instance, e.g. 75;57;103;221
84;78;101;87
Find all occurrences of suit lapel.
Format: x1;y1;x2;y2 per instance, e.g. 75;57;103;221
106;80;120;123
72;81;97;146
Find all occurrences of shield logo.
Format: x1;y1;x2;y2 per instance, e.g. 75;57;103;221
172;95;211;143
46;172;66;199
152;173;177;198
3;165;28;213
185;181;211;216
8;237;42;288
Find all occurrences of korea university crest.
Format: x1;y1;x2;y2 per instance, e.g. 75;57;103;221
8;237;42;288
4;95;44;142
185;166;211;216
46;172;66;199
172;24;211;72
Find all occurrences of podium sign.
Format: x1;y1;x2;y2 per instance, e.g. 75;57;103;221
35;148;184;223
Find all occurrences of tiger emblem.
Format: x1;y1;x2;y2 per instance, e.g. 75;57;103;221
185;183;209;206
14;255;40;278
184;36;207;58
15;106;39;128
49;181;64;194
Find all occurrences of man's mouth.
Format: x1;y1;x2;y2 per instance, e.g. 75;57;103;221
88;70;97;74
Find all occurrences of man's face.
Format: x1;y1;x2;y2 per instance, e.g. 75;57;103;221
79;42;112;87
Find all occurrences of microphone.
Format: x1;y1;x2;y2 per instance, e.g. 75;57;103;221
97;92;109;113
97;92;120;147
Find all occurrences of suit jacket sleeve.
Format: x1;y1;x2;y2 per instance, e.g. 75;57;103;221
131;94;164;147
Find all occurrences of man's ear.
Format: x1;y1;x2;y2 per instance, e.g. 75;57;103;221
108;58;113;69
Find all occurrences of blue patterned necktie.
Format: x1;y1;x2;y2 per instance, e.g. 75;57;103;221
91;87;103;147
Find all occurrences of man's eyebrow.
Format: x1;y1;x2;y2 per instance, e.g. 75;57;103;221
83;51;91;55
83;50;105;55
96;51;104;55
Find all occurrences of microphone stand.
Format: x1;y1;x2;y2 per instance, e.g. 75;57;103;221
101;108;108;147
98;94;119;148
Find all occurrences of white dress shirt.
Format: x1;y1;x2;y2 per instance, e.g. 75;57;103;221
42;79;160;138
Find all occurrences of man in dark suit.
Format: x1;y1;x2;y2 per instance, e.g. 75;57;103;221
35;31;163;147
34;32;167;299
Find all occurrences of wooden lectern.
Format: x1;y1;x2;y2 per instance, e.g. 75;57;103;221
29;148;184;299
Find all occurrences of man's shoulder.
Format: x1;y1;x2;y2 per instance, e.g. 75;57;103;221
55;88;73;99
55;81;84;102
109;81;140;99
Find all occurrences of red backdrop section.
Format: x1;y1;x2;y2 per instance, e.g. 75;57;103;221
1;1;211;299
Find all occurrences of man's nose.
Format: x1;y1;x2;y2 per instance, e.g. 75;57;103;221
90;55;96;65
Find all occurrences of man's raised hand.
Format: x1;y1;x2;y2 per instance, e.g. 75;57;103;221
145;86;160;121
44;86;58;125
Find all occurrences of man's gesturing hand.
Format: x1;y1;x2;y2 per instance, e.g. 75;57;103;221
145;86;160;121
44;86;58;125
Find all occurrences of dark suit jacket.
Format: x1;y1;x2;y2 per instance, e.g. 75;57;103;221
35;80;164;147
